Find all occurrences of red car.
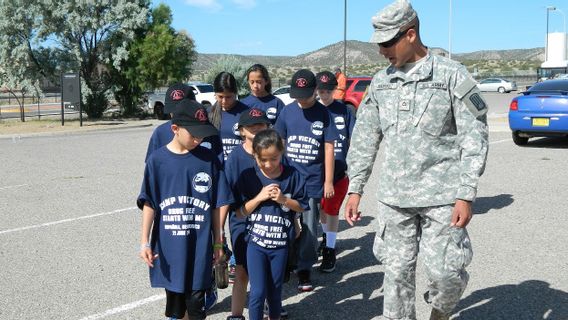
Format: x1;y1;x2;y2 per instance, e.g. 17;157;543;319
344;76;372;110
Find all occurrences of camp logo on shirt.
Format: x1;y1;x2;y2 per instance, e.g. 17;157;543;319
311;121;324;136
192;172;212;193
334;116;345;130
232;123;240;136
267;107;277;119
280;193;292;212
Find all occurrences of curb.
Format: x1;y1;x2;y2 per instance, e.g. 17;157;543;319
0;121;156;140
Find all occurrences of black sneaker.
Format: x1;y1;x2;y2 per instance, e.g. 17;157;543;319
319;247;336;273
226;316;245;320
297;270;313;292
317;233;327;256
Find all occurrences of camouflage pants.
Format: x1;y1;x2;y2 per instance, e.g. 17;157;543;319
374;201;473;320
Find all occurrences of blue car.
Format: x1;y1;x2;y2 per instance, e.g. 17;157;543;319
508;79;568;145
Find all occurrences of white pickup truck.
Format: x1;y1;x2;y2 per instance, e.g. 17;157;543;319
145;82;216;119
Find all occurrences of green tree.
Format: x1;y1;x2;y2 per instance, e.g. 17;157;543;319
112;4;197;115
204;56;249;96
0;1;149;119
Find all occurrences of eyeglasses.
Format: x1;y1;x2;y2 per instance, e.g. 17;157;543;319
378;26;414;48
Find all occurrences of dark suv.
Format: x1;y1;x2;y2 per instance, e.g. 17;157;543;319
344;76;372;110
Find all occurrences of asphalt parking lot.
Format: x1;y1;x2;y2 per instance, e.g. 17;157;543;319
1;92;567;319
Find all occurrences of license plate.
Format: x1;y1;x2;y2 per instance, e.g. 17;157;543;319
532;118;550;127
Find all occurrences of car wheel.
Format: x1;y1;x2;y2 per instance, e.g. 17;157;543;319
498;87;506;93
154;103;168;120
512;132;529;146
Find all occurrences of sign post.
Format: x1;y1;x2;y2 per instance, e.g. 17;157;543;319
61;72;82;126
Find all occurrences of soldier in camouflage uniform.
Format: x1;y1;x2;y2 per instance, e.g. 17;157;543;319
343;1;489;320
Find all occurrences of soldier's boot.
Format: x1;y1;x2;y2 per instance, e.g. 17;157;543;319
429;308;450;320
319;247;336;273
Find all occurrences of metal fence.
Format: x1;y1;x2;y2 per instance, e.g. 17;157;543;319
0;92;80;120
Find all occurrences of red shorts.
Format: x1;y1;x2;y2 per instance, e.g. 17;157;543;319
320;176;349;215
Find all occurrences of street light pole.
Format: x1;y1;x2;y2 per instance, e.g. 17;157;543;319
344;0;347;76
449;0;452;59
546;6;556;62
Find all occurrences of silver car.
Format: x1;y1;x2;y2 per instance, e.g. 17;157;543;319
477;78;517;93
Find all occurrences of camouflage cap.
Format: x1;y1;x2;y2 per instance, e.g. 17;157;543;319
369;0;417;44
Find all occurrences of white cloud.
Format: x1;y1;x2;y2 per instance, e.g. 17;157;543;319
184;0;222;11
231;0;256;9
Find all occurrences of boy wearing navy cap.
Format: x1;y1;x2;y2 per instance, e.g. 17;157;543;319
138;100;233;320
315;71;356;273
274;69;339;292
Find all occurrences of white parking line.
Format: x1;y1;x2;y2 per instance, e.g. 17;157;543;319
0;207;137;235
0;183;29;191
77;294;165;320
489;138;511;145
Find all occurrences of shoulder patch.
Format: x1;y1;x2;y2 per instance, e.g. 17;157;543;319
463;91;488;117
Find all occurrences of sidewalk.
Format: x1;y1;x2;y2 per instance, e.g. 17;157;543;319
0;117;159;139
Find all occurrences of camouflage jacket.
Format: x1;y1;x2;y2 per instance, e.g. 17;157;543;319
347;52;489;208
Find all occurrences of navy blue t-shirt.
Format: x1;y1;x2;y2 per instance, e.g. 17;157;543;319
236;164;309;249
274;101;339;198
209;101;250;160
224;144;256;245
144;120;223;163
326;101;356;182
240;94;284;125
137;146;233;292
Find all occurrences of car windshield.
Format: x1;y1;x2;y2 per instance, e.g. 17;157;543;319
525;80;568;95
197;85;214;93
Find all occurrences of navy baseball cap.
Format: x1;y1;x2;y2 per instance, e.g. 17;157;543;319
238;108;271;128
316;71;338;91
172;100;218;138
164;83;196;114
290;69;316;99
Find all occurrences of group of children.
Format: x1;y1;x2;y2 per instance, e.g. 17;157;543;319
138;64;356;320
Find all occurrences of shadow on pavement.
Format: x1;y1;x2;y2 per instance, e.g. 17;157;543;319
281;231;384;319
453;280;568;320
473;194;514;215
525;137;568;149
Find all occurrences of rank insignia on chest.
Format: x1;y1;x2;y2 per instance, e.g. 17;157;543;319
398;100;410;111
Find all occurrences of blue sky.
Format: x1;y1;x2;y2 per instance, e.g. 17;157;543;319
153;0;567;56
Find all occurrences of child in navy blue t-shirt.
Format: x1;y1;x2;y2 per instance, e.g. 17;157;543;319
240;64;284;124
223;108;271;320
315;71;356;273
145;83;223;163
207;72;250;161
274;69;339;292
234;129;308;320
138;100;233;320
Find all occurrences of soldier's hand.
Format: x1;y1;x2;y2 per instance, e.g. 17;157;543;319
344;193;362;226
451;199;473;228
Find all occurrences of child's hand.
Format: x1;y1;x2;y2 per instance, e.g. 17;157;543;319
324;181;335;199
140;247;159;268
270;185;285;204
257;184;277;201
214;247;225;265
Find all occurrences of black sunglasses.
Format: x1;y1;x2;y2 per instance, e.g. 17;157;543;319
378;26;415;48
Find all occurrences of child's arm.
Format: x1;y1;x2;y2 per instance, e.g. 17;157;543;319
213;206;226;263
237;184;274;218
324;141;335;198
140;202;158;267
272;187;305;213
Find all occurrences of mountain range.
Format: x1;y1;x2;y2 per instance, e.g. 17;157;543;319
193;40;545;71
